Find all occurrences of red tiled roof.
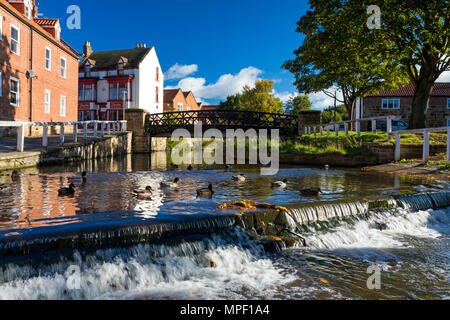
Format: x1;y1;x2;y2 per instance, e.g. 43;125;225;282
164;89;181;102
367;83;450;97
34;18;59;26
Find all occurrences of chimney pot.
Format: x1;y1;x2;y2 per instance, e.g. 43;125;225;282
83;41;93;57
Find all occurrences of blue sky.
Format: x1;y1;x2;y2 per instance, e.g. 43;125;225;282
37;0;335;106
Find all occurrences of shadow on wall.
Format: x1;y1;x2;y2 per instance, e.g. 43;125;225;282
0;23;15;137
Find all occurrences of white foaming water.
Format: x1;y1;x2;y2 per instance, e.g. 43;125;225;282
306;207;450;250
0;232;294;300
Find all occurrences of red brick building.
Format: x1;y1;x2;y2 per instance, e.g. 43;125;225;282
163;88;201;112
361;83;450;128
0;0;79;133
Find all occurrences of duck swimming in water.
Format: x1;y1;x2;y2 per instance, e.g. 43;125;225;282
232;174;247;182
160;177;180;188
133;186;154;200
170;164;179;170
271;179;288;189
197;184;214;198
187;165;193;171
58;183;76;196
300;188;322;197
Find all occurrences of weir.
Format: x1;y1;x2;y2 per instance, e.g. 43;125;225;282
0;191;449;261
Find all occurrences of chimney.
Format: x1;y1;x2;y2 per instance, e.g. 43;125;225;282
135;43;146;48
83;41;93;57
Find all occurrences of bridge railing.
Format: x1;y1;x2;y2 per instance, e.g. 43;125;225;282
302;116;396;137
394;127;450;163
145;110;298;136
0;120;127;152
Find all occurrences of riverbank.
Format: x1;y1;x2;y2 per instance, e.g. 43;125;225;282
0;132;132;171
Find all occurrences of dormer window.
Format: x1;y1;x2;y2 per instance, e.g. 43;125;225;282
84;61;91;77
117;57;127;76
25;5;31;19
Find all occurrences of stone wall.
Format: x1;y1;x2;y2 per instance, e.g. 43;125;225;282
125;109;149;153
298;110;321;134
0;132;132;171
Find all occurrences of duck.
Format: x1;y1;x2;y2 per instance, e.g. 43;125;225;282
187;165;194;171
81;171;87;184
170;164;179;170
160;177;180;188
232;174;247;182
11;170;20;181
271;179;288;189
300;188;322;197
58;183;76;196
0;184;12;192
133;186;154;200
197;184;214;198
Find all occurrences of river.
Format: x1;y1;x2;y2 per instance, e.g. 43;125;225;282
0;153;448;300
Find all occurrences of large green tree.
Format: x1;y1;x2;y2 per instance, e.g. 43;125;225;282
219;80;284;113
284;0;450;129
284;95;312;115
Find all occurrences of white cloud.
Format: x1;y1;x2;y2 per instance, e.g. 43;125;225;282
274;91;298;103
167;67;263;101
436;70;450;82
165;63;199;80
309;89;343;110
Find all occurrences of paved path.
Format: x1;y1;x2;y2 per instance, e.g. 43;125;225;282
0;135;100;153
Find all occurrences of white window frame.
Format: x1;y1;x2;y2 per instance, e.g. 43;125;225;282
60;95;66;117
10;24;20;55
177;103;183;111
45;47;51;71
10;77;19;107
25;5;31;19
60;56;67;78
381;98;400;110
45;89;51;114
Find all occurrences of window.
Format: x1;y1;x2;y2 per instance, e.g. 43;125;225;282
60;95;66;117
109;82;130;100
10;77;19;106
60;57;66;78
177;103;183;111
156;67;159;81
85;65;90;77
447;119;450;127
117;63;124;76
45;47;51;71
10;24;20;55
381;98;400;110
44;90;51;114
156;87;159;102
25;5;31;19
447;99;450;109
79;83;97;101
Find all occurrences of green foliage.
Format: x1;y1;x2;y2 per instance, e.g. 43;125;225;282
219;79;284;114
284;95;311;115
321;105;349;124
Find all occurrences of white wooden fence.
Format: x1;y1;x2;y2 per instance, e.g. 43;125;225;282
394;127;450;163
0;120;127;152
303;116;396;138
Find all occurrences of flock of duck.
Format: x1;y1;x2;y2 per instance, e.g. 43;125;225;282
1;165;327;200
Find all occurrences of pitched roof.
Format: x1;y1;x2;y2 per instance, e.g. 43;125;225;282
34;18;59;26
164;89;182;102
0;0;79;58
79;47;153;71
367;83;450;97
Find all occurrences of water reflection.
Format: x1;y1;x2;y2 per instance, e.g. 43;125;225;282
0;153;441;237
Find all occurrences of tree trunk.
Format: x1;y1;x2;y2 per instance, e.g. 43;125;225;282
409;71;435;129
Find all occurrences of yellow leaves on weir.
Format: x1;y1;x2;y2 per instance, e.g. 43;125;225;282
320;278;329;285
217;200;289;213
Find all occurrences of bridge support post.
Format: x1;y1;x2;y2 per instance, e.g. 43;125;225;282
125;108;151;153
